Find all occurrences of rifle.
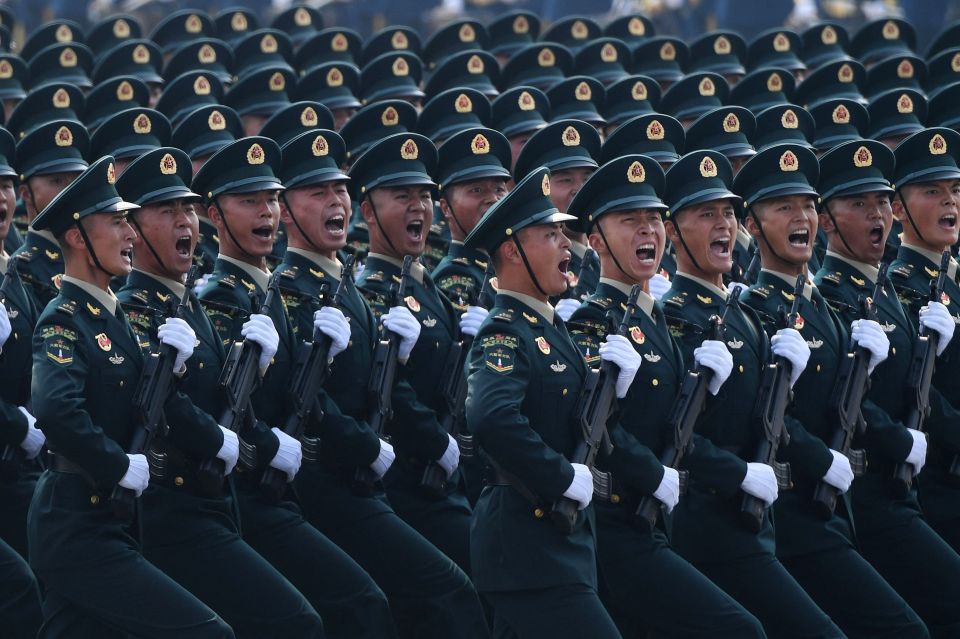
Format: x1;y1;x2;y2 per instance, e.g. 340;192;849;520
635;288;741;531
421;266;495;497
0;258;23;482
196;273;281;496
109;267;196;518
550;285;642;534
892;252;950;497
561;249;596;301
739;274;804;532
352;255;413;495
260;257;355;503
812;264;887;518
741;244;761;285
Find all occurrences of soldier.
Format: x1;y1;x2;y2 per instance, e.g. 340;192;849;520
660;149;843;638
193;137;397;639
735;143;929;637
352;133;473;574
115;147;326;638
274;128;489;638
889;127;960;552
565;154;765;638
462;166;631;638
814;138;960;635
28;156;233;637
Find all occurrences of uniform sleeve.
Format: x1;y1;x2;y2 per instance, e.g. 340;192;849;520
781;414;834;481
465;325;575;502
0;401;27;447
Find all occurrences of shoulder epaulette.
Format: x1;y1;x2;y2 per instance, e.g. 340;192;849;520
14;248;33;262
130;289;149;304
451;257;470;266
821;271;842;284
586;295;611;309
217;274;237;289
663;293;685;308
491;308;514;322
54;300;76;316
891;263;914;279
364;270;384;283
43;249;60;261
750;284;772;299
279;265;299;279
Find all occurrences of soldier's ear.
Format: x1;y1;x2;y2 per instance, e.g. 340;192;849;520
890;195;906;222
742;212;760;238
663;218;680;244
586;227;606;255
817;211;835;233
359;196;375;224
61;226;85;250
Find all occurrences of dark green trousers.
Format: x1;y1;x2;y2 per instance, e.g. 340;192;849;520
0;536;40;639
486;583;622;639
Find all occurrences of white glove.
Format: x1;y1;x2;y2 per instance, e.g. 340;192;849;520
242;313;280;372
157;317;196;372
822;449;854;493
119;453;150;497
313;306;350;360
369;438;395;479
648;273;671;300
726;281;749;297
653;466;680;513
694;339;733;395
554;298;580;323
459;305;488;337
919;301;955;356
599;334;642;398
216;426;239;476
850;319;890;375
563;463;594;510
436;433;460;478
17;406;45;459
269;427;302;481
906;428;927;474
770;327;810;387
191;273;210;296
0;303;9;348
382;306;420;363
740;462;779;506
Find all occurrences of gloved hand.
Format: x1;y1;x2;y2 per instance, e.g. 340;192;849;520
158;317;196;372
906;428;927;474
269;427;302;481
653;466;680;513
369;438;395;479
191;273;211;296
459;305;488;337
563;463;594;510
382;306;421;363
850;319;889;374
822;449;854;493
313;306;350;360
770;327;810;387
217;426;239;475
17;406;45;459
726;281;749;297
694;339;733;395
919;301;955;356
599;334;642;398
242;313;280;372
740;462;779;506
119;454;150;497
436;433;460;478
554;298;580;323
0;303;9;349
648;273;671;300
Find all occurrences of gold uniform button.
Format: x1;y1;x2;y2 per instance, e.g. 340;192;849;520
816;364;821;372
610;494;621;503
739;364;744;373
119;380;124;387
199;362;204;369
90;495;99;505
891;347;896;355
174;476;184;487
562;388;568;395
534;507;545;518
652;378;659;386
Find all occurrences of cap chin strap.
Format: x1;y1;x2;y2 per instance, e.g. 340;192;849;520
74;218;122;279
128;215;171;277
510;235;549;298
820;200;857;257
24;181;39;221
442;190;470;239
280;192;325;254
894;187;928;246
594;219;633;282
213;197;260;262
668;218;705;274
747;206;800;269
366;192;401;257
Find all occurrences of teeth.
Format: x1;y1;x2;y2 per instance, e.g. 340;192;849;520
638;243;654;250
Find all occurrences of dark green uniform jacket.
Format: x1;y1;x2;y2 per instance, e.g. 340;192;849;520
431;241;488;313
12;229;64;311
465;291;598;592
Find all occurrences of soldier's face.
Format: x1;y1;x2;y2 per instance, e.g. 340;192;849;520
516;222;572;296
666;198;737;278
132;198;200;279
508;133;532;171
241;114;268;136
440;178;508;239
0;177;14;242
748;195;818;269
211;190;281;260
331;108;356;130
895;179;960;251
591;208;665;284
549;167;593;213
22;171;81;218
82;212;137;276
362;185;432;259
281;181;351;254
729;155;750;176
820;191;892;264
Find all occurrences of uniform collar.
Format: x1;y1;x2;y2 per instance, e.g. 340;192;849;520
599;276;655;318
675;271;727;300
132;268;185;299
62;274;117;315
900;242;958;281
220;254;270;291
368;251;426;284
736;224;752;250
287;246;342;277
499;288;555;324
0;251;6;271
448;240;488;265
570;240;588;259
29;227;60;247
825;250;878;284
760;268;814;301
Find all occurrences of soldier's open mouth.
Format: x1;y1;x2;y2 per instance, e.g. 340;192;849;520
940;213;957;229
558;257;570;273
175;235;192;257
710;238;730;257
325;214;345;234
636;243;656;262
252;226;273;239
868;225;884;246
406;220;423;241
788;228;809;247
121;248;133;264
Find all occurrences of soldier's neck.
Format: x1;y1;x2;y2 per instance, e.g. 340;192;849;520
287;238;338;262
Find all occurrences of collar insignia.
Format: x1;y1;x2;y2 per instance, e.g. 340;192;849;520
535;336;551;354
550;360;567;372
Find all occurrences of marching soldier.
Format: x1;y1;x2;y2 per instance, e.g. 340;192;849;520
566;154;765;638
275;128;489;638
28;156;233;637
660;149;843;638
814;138;960;635
192;137;397;639
115;147;326;638
463;166;630;638
736;143;928;637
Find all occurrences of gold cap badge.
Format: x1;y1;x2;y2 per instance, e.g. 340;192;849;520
208;110;225;130
699;76;715;96
193;75;211;95
247;143;265;165
198;44;217;63
561;125;580;146
853;145;873;168
455;93;473;113
400;138;419;160
542;172;551;195
518;90;535;110
133;113;152;134
54;125;73;147
459;23;476;42
160;152;177;175
326;66;343;87
312;135;329;156
471;133;489;155
779;150;799;172
930;133;948;155
627;160;645;183
646;120;664;140
723;112;740;133
382;106;399;126
294;7;311;27
699;155;718;177
106;162;116;184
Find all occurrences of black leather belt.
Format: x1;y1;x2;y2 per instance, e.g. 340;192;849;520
48;452;96;486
